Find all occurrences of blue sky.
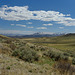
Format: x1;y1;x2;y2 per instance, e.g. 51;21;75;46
0;0;75;34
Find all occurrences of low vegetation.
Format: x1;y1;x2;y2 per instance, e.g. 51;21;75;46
54;60;75;75
0;34;75;75
12;47;39;62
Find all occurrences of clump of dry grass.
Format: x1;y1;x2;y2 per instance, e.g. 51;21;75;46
54;60;75;75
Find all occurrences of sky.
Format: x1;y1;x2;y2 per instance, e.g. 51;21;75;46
0;0;75;34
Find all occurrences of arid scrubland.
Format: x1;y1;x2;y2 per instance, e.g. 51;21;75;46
0;34;75;75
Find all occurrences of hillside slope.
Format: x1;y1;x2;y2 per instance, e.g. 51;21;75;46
0;35;75;75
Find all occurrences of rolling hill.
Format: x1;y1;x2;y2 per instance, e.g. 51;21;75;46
0;34;75;75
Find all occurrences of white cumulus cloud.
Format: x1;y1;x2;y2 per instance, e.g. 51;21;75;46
16;24;26;27
0;5;75;26
27;22;32;24
43;23;53;26
37;27;47;29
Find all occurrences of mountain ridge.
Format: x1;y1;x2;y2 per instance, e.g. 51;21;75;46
1;32;66;38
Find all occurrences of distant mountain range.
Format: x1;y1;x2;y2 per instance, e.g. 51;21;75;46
0;32;66;38
0;32;75;38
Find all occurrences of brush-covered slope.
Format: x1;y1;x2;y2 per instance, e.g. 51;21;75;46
0;34;75;75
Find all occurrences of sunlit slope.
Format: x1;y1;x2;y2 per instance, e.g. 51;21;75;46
23;34;75;58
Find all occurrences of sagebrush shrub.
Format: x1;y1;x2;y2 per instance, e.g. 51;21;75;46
72;58;75;65
12;47;39;62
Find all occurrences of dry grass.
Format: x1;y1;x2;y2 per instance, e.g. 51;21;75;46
0;54;53;75
54;60;75;75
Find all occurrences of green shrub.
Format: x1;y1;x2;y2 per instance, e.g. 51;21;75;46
10;43;16;50
29;70;32;73
72;58;75;65
12;50;19;56
12;47;39;62
44;50;68;61
20;49;39;62
45;50;61;61
6;66;10;70
4;39;13;44
61;55;68;61
63;52;70;56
